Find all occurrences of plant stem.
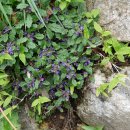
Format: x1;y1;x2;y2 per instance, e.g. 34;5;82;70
0;107;17;130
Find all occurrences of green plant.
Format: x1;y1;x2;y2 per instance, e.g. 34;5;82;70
0;2;12;27
0;0;98;120
96;73;127;97
0;0;129;126
81;125;103;130
32;96;51;115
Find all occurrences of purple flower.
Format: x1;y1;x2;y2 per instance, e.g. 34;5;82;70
80;26;84;31
0;50;5;54
76;31;81;36
24;32;35;41
73;62;78;67
61;62;66;66
62;90;70;101
44;17;49;22
27;33;35;41
7;42;13;55
39;75;45;82
2;27;11;34
28;79;35;88
49;89;56;99
52;7;60;11
25;6;32;13
51;64;60;75
39;50;44;58
66;74;71;79
84;60;90;66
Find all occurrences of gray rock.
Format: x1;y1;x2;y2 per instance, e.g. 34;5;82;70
77;67;130;130
19;105;40;130
86;0;130;42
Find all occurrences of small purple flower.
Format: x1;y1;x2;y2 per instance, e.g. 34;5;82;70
28;79;35;88
2;27;11;34
40;77;45;82
84;60;90;66
66;72;76;79
76;31;81;36
66;74;71;79
49;89;56;99
28;33;35;41
61;62;66;66
25;6;32;13
44;17;49;22
7;42;13;55
24;32;35;41
0;50;5;54
80;26;84;31
52;7;60;11
39;50;44;58
51;64;60;75
62;90;70;101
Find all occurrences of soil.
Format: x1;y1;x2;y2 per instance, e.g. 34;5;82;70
40;109;84;130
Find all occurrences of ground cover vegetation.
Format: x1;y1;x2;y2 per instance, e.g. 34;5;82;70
0;0;130;129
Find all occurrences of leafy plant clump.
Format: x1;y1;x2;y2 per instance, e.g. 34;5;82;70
0;0;129;126
0;0;101;120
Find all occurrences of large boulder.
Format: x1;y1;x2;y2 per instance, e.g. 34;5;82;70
77;67;130;130
86;0;130;42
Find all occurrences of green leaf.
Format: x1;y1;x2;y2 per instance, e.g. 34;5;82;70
17;3;28;10
0;34;8;42
31;99;39;107
17;37;28;45
3;96;12;107
32;96;51;107
59;1;67;10
70;86;74;95
0;78;9;86
0;73;8;80
46;29;54;39
27;42;36;49
26;14;32;28
35;33;44;40
82;125;103;130
43;81;50;85
102;31;111;37
84;24;90;39
77;64;83;70
91;9;100;18
94;22;103;33
2;53;13;60
48;23;65;33
116;47;130;55
0;2;11;27
72;79;77;86
39;96;51;104
108;74;127;92
19;53;26;65
101;57;110;66
117;54;125;62
4;5;13;15
96;83;108;97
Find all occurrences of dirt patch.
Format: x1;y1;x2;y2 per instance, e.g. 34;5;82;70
40;108;84;130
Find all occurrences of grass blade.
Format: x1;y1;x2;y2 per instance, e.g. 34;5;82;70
0;2;12;28
49;7;64;28
27;0;46;28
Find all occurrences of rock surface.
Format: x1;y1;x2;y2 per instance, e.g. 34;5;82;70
77;67;130;130
19;105;40;130
86;0;130;42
